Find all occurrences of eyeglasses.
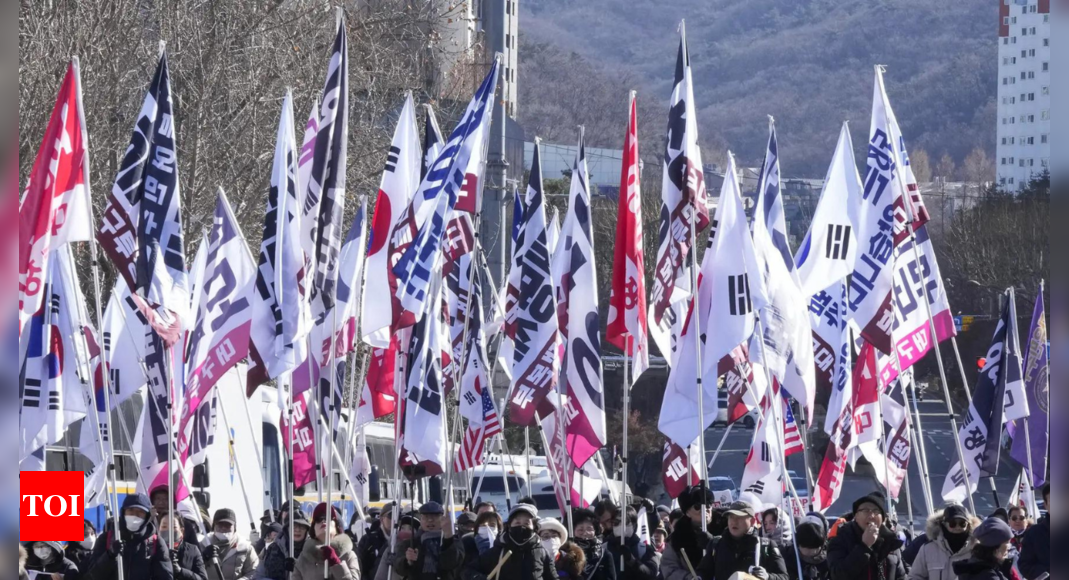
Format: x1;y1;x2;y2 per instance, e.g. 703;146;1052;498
856;508;883;517
1011;516;1027;522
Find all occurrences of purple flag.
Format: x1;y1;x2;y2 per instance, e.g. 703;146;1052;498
1011;290;1048;486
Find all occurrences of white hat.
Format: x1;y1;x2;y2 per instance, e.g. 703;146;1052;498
539;518;568;542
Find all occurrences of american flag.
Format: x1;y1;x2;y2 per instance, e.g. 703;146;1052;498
783;399;804;457
454;383;502;471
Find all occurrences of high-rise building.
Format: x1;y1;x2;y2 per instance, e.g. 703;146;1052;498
996;0;1050;190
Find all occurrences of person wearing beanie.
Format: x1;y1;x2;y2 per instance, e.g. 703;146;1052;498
255;509;312;580
83;492;175;580
705;501;788;580
826;492;905;580
604;505;661;580
658;491;714;580
290;503;361;580
471;504;556;580
652;526;668;555
951;518;1015;580
393;501;464;580
908;504;978;580
202;508;258;580
1017;483;1049;580
781;513;830;580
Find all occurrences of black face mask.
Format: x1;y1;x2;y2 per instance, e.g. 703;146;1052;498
509;527;534;544
944;528;969;553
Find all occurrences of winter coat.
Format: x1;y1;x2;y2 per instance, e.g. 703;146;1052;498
66;540;96;572
254;534;306;580
24;541;82;580
1016;515;1049;580
709;531;789;580
951;559;1012;580
293;533;362;580
205;535;259;580
908;513;979;580
173;540;209;580
781;545;830;580
660;519;714;580
826;521;906;580
84;494;174;580
473;531;556;580
603;532;660;580
572;538;615;580
555;542;586;580
393;532;466;580
375;543;407;580
358;521;391;580
903;534;931;568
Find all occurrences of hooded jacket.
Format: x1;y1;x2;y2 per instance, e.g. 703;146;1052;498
474;528;556;580
84;493;175;580
205;532;259;580
826;521;906;580
292;532;362;580
66;536;97;572
358;520;391;579
24;541;82;580
660;518;714;580
908;513;979;580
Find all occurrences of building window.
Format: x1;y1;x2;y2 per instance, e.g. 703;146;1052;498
1027;137;1034;145
1044;38;1049;46
1000;177;1007;185
1042;86;1049;95
1011;137;1015;144
1029;71;1036;79
1012;37;1017;44
1031;27;1036;34
1043;62;1048;71
1022;27;1027;35
1029;115;1035;122
1010;177;1015;185
1030;49;1036;57
1042;158;1049;168
1004;37;1009;45
1001;158;1007;165
1042;134;1048;144
1041;110;1049;120
1022;49;1028;57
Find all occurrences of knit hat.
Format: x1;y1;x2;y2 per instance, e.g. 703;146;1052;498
795;514;828;550
508;504;539;522
539;518;568;542
312;503;342;525
973;517;1013;548
679;487;714;514
852;492;887;517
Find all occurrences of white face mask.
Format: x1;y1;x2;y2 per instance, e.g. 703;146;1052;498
478;526;497;540
81;535;97;550
214;531;234;543
125;516;146;532
34;547;54;562
542;538;562;557
614;523;634;538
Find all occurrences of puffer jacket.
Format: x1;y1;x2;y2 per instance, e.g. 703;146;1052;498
660;519;713;580
782;545;830;580
1017;515;1049;580
205;534;259;580
603;532;660;580
709;531;789;580
24;541;82;580
254;528;307;580
826;521;906;580
293;533;362;580
84;493;174;580
908;513;980;580
474;530;556;580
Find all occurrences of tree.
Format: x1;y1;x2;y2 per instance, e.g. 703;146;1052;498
910;148;932;183
935;153;957;182
961;147;995;186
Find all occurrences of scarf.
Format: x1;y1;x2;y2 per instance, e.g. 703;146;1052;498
420;531;444;575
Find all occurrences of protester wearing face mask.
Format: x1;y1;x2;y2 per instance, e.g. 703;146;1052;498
394;502;464;580
65;519;98;572
254;512;282;556
375;515;421;580
908;504;978;580
202;508;258;580
570;508;616;580
782;513;830;580
292;503;361;580
24;540;82;579
357;504;393;580
604;505;660;580
159;515;208;580
538;518;584;580
474;505;555;580
84;493;175;580
255;510;312;580
462;509;503;576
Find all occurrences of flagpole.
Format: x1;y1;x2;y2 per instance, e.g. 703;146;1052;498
949;330;1001;507
906;375;936;514
793;400;816;511
877;381;896;516
286;372;296;580
73;56;126;580
705;423;735;475
620;335;631;572
897;194;977;516
217;394;260;537
1019;280;1045;497
753;317;805;580
236;369;273;521
386;347;409;580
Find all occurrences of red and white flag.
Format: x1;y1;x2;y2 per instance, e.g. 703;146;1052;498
454;282;502;472
662;440;701;500
362;94;420;347
355;340;399;428
607;93;650;385
648;24;711;362
783;398;804;457
19;62;92;339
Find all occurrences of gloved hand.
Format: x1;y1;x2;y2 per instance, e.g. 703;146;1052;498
285;557;297;572
320;546;342;567
748;566;769;580
203;545;220;562
171;549;181;568
109;539;125;558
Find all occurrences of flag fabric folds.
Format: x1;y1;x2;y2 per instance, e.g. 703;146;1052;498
1010;289;1048;487
19;62;92;339
454;281;502;472
248;93;312;392
662;440;701;500
607;94;650;385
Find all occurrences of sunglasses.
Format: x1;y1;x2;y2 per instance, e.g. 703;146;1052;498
1011;516;1027;522
946;520;969;530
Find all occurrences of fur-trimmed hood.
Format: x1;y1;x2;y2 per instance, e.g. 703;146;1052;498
925;511;982;541
556;540;586;579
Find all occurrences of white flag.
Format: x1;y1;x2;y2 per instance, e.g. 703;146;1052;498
740;397;785;511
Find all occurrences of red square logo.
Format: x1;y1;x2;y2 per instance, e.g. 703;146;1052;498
20;471;85;542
